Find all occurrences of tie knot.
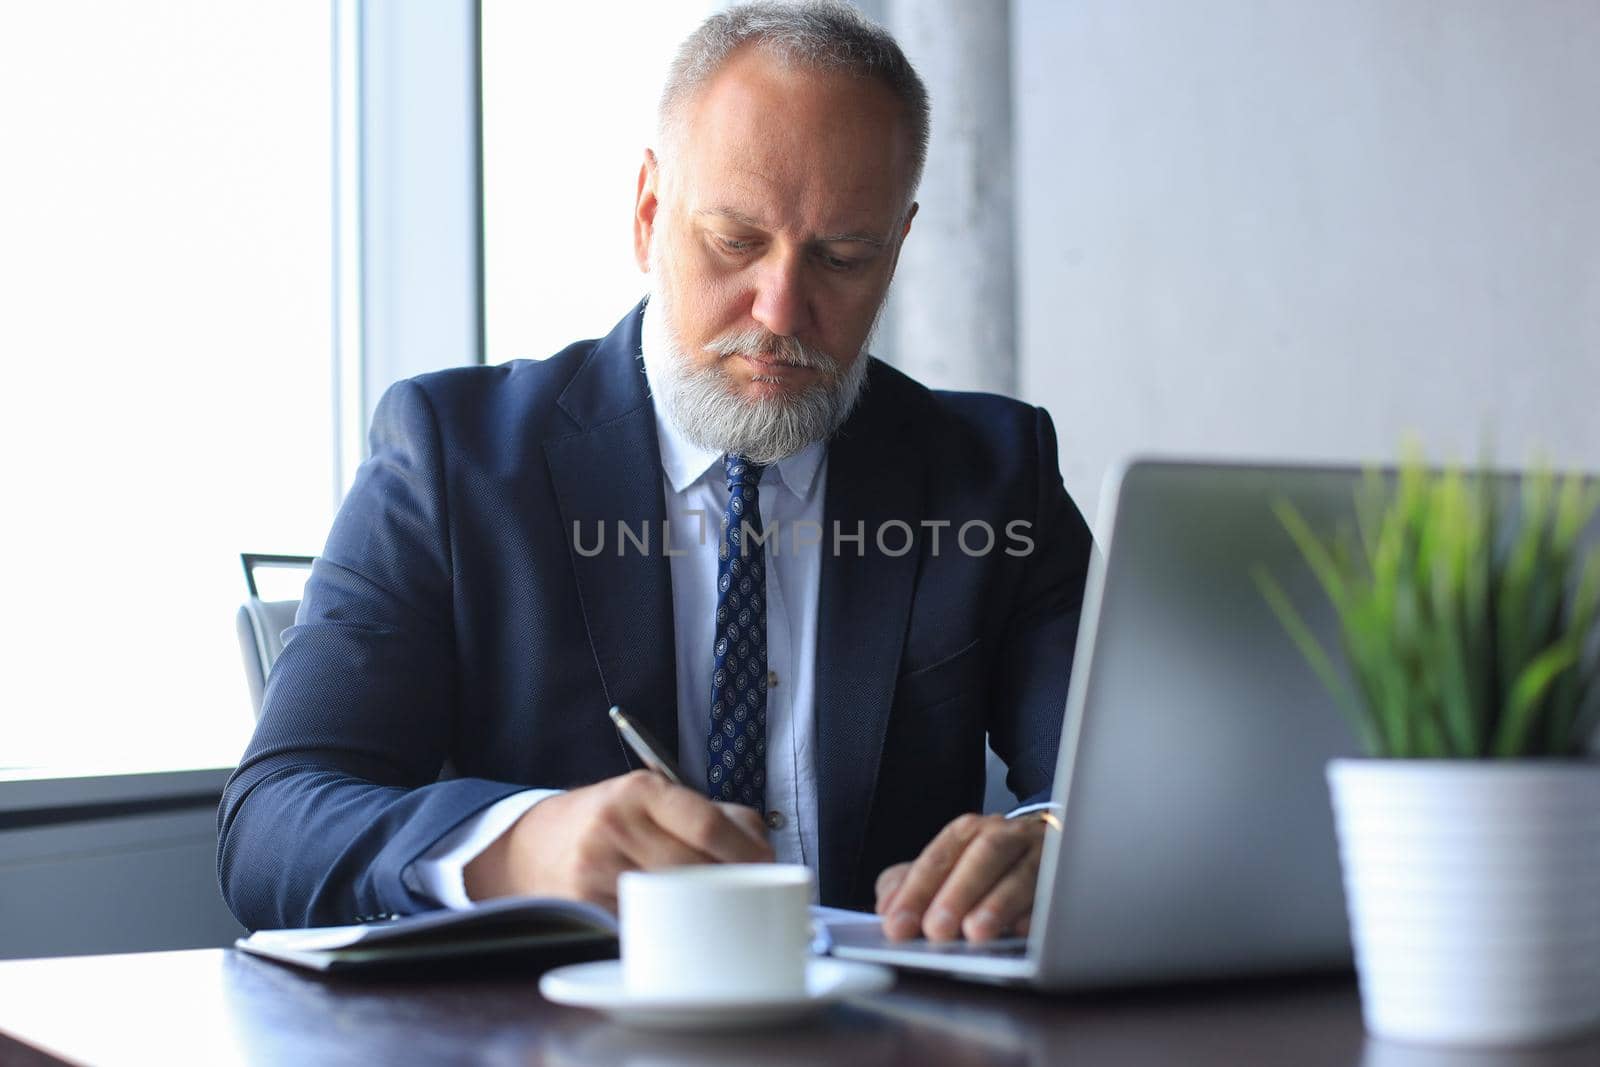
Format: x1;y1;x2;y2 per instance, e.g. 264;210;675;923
723;453;766;489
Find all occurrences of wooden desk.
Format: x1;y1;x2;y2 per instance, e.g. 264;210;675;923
1;949;1597;1066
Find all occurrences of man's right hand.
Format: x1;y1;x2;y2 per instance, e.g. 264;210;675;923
462;770;774;911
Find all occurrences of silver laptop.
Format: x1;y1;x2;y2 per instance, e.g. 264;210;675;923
830;459;1369;988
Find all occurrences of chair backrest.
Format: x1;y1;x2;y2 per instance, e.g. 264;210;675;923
236;554;314;719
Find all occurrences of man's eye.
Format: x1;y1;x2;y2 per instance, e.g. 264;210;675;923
716;236;754;254
820;253;861;273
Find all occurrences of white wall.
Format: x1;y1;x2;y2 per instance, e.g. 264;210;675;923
1014;0;1600;528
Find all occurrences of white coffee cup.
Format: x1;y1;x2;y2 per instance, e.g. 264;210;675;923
618;863;813;1001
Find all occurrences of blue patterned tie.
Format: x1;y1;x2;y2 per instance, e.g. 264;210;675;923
707;453;767;812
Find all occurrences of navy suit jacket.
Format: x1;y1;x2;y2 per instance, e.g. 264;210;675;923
218;304;1093;928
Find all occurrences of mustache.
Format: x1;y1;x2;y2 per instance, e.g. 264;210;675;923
702;327;838;373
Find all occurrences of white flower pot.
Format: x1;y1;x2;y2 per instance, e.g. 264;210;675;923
1328;758;1600;1047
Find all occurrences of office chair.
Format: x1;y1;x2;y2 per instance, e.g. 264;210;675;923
236;553;314;719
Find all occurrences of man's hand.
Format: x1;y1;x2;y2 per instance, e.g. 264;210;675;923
464;771;773;911
873;812;1047;943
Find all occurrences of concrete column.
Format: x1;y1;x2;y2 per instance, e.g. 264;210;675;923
883;0;1016;395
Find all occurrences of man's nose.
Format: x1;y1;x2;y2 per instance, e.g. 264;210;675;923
749;250;811;339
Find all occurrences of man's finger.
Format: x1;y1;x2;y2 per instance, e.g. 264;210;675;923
874;862;912;914
922;822;1034;941
959;843;1042;942
614;815;719;871
713;801;772;850
652;784;775;862
880;814;987;941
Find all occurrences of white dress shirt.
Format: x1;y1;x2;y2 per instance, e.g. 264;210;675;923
405;303;827;906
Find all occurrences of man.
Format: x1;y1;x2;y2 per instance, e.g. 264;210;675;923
218;1;1092;946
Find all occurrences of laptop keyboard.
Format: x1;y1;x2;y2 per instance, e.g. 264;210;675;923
818;914;1033;961
891;936;1030;958
826;924;1031;958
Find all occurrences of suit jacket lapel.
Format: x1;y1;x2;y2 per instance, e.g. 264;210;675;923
544;319;925;903
544;305;680;763
815;366;924;905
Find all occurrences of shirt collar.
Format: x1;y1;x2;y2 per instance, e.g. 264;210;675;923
639;300;826;501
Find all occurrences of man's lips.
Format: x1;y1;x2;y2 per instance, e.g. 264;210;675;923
738;353;815;373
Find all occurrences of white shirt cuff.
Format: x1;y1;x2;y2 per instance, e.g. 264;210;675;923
402;789;563;909
1005;801;1064;820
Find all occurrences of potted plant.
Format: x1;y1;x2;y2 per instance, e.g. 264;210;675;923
1256;461;1600;1047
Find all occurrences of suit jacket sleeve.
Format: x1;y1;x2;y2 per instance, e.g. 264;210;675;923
986;406;1094;807
216;379;530;930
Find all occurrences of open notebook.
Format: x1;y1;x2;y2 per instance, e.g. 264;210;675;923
236;896;619;972
237;898;885;973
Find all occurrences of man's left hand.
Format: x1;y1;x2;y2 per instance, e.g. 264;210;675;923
873;812;1047;943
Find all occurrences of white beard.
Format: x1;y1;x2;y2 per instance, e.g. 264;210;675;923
643;244;876;466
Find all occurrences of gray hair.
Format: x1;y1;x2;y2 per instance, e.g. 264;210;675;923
657;1;930;211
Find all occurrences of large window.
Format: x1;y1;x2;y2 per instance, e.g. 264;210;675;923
481;1;716;362
0;3;334;772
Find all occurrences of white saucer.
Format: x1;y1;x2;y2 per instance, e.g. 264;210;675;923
538;958;895;1031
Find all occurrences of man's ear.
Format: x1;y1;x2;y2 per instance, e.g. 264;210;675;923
634;148;661;273
885;200;919;277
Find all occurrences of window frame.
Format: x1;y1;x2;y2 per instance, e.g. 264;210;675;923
0;0;484;797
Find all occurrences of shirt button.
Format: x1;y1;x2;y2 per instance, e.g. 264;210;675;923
767;671;779;689
765;809;786;830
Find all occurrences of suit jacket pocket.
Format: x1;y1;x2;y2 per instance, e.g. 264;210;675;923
894;636;983;712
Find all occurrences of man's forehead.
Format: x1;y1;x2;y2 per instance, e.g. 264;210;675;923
665;47;913;223
693;205;890;248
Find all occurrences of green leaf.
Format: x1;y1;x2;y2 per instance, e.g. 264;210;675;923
1354;469;1386;565
1552;473;1600;556
1550;549;1600;750
1493;641;1580;758
1271;499;1350;614
1253;566;1379;754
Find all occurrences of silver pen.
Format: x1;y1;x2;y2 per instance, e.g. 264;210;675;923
608;705;687;786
